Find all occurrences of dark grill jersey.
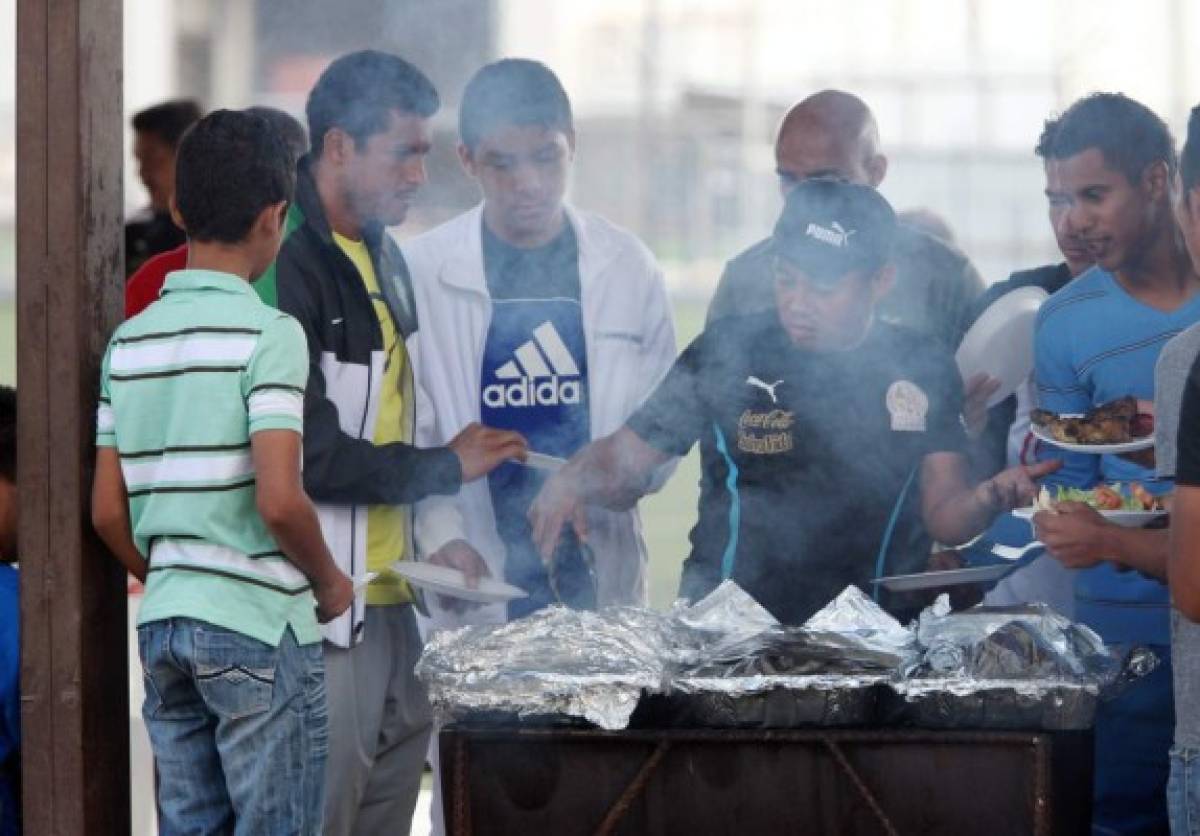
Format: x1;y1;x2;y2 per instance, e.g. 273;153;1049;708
627;312;967;624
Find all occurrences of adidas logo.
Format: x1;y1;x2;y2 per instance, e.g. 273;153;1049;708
805;221;856;248
483;321;583;408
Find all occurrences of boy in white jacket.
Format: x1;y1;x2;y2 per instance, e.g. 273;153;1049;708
402;59;676;629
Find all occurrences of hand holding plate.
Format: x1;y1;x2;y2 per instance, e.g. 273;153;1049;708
1033;501;1110;570
426;539;491;613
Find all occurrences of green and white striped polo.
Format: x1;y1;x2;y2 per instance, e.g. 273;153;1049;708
96;269;319;647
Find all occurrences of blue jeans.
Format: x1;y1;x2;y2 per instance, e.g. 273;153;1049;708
1170;747;1200;835
138;618;328;836
1093;645;1173;835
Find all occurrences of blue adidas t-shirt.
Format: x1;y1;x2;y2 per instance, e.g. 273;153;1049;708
479;221;594;617
1035;266;1200;643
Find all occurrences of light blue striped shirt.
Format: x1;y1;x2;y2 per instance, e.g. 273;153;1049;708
1034;266;1200;644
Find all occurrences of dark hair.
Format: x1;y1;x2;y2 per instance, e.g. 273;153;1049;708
1183;105;1200;194
1035;92;1176;184
306;50;439;157
459;59;573;152
0;387;15;484
174;110;295;244
244;106;308;164
131;99;203;149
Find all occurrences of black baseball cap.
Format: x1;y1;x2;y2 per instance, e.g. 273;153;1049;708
770;178;897;285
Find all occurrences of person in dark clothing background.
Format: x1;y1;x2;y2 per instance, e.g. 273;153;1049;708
706;90;984;352
124;105;308;318
532;179;1055;626
963;149;1094;479
273;51;525;835
124;99;202;277
955;206;1092;619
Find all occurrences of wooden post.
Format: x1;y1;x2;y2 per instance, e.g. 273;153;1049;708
15;0;129;833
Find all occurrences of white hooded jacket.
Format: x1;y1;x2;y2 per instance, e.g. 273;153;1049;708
400;204;677;628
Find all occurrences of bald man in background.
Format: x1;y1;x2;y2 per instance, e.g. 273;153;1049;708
707;90;984;349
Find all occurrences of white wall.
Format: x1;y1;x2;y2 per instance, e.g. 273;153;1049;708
123;0;177;213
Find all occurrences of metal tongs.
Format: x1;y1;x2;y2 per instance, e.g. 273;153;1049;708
546;538;598;606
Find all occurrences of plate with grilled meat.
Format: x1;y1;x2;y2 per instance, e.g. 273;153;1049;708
1030;396;1154;454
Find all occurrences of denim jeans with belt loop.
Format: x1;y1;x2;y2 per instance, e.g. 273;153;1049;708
138;617;327;836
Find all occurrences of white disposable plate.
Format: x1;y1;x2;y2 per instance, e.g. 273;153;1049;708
955;286;1047;408
1030;422;1154;455
521;451;567;472
352;572;379;593
392;561;528;604
872;563;1016;592
1012;506;1166;528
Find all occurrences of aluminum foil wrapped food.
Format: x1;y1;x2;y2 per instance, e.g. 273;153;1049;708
416;581;908;731
418;581;1152;733
680;585;916;678
913;597;1112;678
803;585;918;667
674;579;779;638
416;605;684;730
884;595;1161;730
650;586;913;728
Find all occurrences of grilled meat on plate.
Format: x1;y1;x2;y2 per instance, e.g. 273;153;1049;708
1030;396;1147;444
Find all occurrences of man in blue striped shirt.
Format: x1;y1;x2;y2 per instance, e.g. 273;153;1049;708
1031;93;1200;834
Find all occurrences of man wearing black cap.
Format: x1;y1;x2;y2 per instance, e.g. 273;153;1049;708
530;179;1056;622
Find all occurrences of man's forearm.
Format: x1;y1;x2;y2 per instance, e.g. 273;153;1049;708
1172;530;1200;620
572;430;659;510
925;486;997;546
301;384;462;506
1106;526;1168;581
261;493;346;588
924;454;1058;546
91;449;148;582
304;431;462;506
95;519;147;583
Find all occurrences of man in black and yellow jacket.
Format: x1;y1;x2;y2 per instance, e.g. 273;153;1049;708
275;51;525;836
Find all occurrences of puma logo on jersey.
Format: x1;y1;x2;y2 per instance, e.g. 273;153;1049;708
746;376;784;404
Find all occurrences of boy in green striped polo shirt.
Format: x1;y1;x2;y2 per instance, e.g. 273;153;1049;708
91;110;351;835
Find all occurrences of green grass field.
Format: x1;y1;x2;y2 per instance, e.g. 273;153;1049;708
0;296;701;609
640;299;704;609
